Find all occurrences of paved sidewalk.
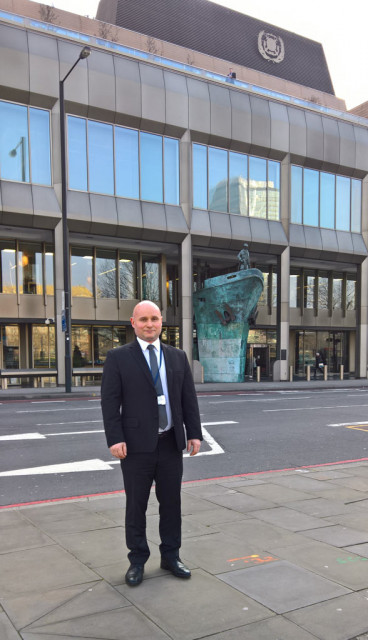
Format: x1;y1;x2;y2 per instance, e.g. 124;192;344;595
1;461;368;639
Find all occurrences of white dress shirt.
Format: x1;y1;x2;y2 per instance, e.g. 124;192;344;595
136;336;172;431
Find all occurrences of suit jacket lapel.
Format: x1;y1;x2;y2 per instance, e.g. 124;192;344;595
161;343;174;398
129;339;155;388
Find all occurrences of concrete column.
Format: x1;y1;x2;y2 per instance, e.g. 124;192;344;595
275;246;290;381
54;220;65;385
356;257;368;378
180;234;193;365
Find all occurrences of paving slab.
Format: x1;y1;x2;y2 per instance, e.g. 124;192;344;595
0;611;20;640
269;474;336;492
327;512;368;532
0;522;54;554
218;560;350;614
181;482;240;498
285;591;368;640
146;513;218;545
235;482;313;503
215;517;302;550
286;496;364;517
201;615;321;639
303;524;368;547
330;476;368;492
345;543;368;559
117;569;273;640
180;492;219;515
250;506;334;531
51;526;126;567
184;506;247;526
201;491;275;513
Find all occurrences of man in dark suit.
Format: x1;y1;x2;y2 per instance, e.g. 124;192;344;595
101;300;202;587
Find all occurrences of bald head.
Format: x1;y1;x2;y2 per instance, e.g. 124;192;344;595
131;300;162;343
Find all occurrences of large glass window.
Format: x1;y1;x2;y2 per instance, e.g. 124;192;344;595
208;147;228;212
305;274;315;309
0;241;16;294
115;126;139;199
44;246;54;296
291;165;302;224
71;247;93;297
249;156;267;218
140;132;163;202
351;179;362;233
29;108;51;185
119;253;138;299
96;249;116;298
320;172;335;229
72;326;92;366
68;116;87;190
332;276;343;310
142;255;160;301
72;325;127;367
303;169;319;227
32;325;55;367
268;161;280;221
290;272;300;308
336;176;350;231
229;151;247;215
88;121;114;195
18;243;43;295
164;137;179;205
346;278;356;310
93;326;113;365
318;275;329;310
1;325;19;369
193;144;207;209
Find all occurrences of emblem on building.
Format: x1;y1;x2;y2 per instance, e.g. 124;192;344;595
258;31;285;63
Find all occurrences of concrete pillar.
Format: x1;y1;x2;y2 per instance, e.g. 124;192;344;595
180;234;193;365
54;220;65;385
356;257;368;378
275;246;290;381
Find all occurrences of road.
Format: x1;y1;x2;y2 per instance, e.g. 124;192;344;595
1;388;368;506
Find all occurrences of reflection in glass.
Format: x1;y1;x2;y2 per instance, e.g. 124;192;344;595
192;144;207;209
18;243;43;294
115;126;139;199
71;247;93;297
249;156;267;218
1;325;19;369
45;246;54;295
290;273;300;308
229;152;247;215
268;161;280;220
113;327;126;347
0;241;16;294
291;165;302;224
318;275;329;310
320;172;335;229
208;147;228;212
68;116;87;190
0;102;29;182
346;278;356;310
351;179;361;233
93;327;112;365
305;274;315;309
72;326;91;366
29;108;51;185
119;253;137;299
164;138;179;205
272;272;277;307
332;277;342;310
258;271;268;306
336;176;350;231
88;121;114;195
142;255;160;301
32;325;55;367
141;132;163;202
96;249;116;298
166;264;179;307
303;169;319;226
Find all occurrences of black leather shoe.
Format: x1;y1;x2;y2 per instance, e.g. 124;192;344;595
125;564;144;586
160;557;191;579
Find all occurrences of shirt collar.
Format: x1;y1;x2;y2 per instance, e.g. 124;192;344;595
136;336;161;352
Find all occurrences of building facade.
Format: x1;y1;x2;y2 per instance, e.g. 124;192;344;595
0;0;367;386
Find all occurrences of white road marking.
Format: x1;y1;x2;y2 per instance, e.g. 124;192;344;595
0;433;46;441
210;397;311;404
31;400;66;404
328;420;368;427
264;404;368;413
16;407;98;414
36;420;102;426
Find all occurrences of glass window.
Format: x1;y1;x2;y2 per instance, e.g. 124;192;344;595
67;116;87;190
346;278;356;310
229;152;247;215
351;179;362;233
96;249;116;299
93;326;112;365
249;156;267;218
192;144;207;209
44;246;54;296
142;255;160;301
32;325;55;367
18;242;42;294
0;101;29;182
0;241;16;294
332;277;342;310
268;161;280;220
305;274;315;309
318;275;329;309
140;132;163;202
88;120;114;195
115;126;139;199
208;147;228;212
290;273;300;308
1;325;19;369
272;272;277;307
258;271;269;306
164;137;179;205
72;326;92;366
29;108;51;185
119;253;137;299
303;169;319;226
113;326;127;347
320;172;335;229
166;264;179;307
71;247;93;297
291;165;302;224
336;175;350;231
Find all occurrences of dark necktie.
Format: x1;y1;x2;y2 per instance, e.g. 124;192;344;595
147;344;168;430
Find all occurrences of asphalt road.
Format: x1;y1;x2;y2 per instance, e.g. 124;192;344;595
1;388;368;506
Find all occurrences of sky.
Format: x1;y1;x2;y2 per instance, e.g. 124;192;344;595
32;0;368;109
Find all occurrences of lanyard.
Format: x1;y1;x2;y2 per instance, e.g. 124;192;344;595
148;346;162;387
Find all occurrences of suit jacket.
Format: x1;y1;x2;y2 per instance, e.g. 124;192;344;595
101;339;202;452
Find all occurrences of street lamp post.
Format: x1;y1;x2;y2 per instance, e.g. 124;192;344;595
60;46;91;392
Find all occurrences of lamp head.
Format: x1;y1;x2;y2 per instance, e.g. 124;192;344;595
79;46;91;60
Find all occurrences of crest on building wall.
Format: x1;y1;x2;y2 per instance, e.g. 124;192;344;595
258;31;285;63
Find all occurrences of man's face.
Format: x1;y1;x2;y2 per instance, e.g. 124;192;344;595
131;302;162;343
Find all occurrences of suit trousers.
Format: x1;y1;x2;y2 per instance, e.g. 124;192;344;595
121;429;183;564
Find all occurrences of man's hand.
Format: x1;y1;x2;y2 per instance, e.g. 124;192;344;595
187;439;201;456
109;442;127;459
